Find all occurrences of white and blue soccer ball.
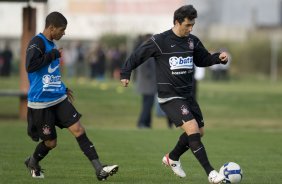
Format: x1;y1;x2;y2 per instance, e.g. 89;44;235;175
219;162;243;183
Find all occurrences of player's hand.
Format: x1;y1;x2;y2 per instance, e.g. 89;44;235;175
66;88;74;103
219;52;228;64
120;79;130;87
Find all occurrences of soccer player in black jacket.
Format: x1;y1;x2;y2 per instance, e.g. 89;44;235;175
120;5;229;184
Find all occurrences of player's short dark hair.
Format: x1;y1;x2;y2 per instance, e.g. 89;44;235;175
173;5;197;25
45;11;67;28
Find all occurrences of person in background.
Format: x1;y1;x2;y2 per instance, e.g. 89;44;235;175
62;43;78;78
193;65;205;99
120;5;229;183
0;42;13;77
87;44;106;80
135;34;157;129
75;42;86;78
24;11;118;181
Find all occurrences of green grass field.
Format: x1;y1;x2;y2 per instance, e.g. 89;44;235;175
0;77;282;184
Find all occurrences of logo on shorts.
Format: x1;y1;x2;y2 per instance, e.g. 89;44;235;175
42;125;51;135
73;113;77;118
180;105;189;115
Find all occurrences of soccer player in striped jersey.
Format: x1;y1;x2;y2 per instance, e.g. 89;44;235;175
120;5;229;184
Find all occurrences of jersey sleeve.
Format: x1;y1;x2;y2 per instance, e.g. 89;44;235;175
193;39;221;67
25;36;60;73
120;38;159;80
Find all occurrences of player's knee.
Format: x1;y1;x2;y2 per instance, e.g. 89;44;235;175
44;139;57;149
188;133;202;150
70;123;85;137
76;125;85;134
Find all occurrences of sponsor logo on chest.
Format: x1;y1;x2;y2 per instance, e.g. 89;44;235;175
169;56;193;70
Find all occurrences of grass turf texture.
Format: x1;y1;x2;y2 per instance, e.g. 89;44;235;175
0;77;282;183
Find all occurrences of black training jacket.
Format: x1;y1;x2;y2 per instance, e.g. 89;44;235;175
120;29;224;99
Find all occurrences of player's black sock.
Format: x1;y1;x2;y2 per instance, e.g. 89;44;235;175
169;132;190;161
188;133;214;175
33;141;51;162
76;133;102;171
91;159;103;172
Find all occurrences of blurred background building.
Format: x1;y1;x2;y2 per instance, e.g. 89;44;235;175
1;0;282;40
0;0;282;80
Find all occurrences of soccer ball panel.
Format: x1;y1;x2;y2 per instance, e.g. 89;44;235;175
219;162;243;184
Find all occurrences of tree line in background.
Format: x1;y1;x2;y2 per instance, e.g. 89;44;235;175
0;33;281;81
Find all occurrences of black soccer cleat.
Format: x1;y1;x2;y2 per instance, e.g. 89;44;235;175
24;156;44;178
96;165;119;181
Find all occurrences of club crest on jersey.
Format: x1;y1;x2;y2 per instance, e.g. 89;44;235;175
188;40;194;49
169;56;193;70
180;105;189;115
42;125;51;135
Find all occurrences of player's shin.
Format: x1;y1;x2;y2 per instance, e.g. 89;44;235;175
76;133;102;171
33;141;52;162
169;132;190;161
188;133;214;175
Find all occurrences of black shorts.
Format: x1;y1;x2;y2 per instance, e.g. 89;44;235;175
160;98;204;128
27;98;82;141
